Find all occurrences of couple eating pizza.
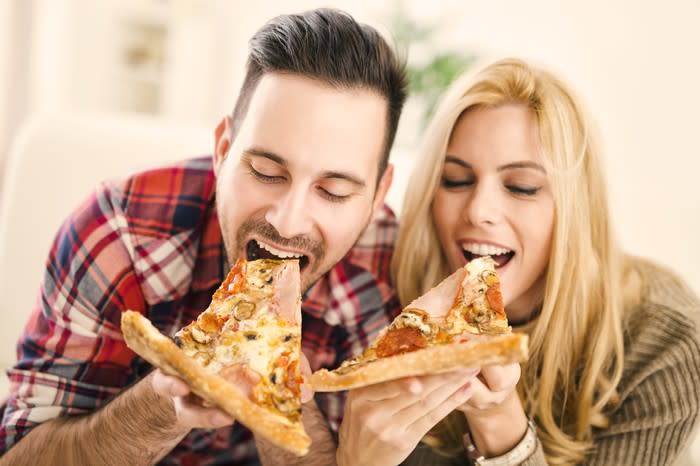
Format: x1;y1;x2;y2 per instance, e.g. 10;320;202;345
2;8;698;466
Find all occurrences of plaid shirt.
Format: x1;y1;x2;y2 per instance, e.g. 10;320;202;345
0;157;400;464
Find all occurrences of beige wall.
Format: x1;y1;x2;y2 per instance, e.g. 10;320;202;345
1;0;698;295
190;0;700;293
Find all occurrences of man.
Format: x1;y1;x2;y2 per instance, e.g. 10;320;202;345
0;9;407;465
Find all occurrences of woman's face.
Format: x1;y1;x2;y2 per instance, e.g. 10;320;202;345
431;104;555;323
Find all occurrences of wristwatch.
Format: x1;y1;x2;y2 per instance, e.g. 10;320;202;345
463;419;538;465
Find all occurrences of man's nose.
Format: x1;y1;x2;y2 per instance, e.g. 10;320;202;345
264;187;314;239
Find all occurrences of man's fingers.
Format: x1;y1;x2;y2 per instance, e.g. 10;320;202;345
152;369;190;397
300;352;312;377
301;382;314;404
174;396;235;429
300;351;315;403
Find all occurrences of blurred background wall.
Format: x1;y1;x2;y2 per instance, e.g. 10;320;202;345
0;0;698;294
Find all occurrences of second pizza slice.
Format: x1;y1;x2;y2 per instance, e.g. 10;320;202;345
310;256;528;391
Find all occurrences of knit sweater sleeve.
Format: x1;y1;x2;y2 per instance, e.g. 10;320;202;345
584;299;700;465
522;275;700;466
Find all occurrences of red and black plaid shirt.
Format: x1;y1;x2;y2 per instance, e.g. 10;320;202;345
1;157;400;464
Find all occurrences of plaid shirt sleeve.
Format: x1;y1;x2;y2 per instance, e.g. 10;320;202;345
0;181;149;452
0;158;216;454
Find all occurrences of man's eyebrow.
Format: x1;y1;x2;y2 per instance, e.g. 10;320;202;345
244;148;286;166
319;170;366;188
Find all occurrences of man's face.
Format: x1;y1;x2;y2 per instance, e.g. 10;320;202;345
214;73;392;292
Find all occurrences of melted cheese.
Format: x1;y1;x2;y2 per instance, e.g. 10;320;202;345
175;259;302;421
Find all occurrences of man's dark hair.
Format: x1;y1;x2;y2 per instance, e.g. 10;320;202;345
231;8;408;180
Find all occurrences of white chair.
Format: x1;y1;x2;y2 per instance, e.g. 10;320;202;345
0;111;211;397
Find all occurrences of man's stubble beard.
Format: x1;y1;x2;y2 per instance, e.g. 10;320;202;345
221;217;327;294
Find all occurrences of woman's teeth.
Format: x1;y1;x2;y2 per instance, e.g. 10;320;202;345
461;242;512;256
256;239;303;259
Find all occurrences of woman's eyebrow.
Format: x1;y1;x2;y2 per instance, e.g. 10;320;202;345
444;155;470;168
498;161;546;173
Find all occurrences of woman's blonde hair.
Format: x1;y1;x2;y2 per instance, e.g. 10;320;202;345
392;58;632;464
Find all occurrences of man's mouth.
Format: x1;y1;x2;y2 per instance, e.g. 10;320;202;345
461;242;514;268
246;239;310;270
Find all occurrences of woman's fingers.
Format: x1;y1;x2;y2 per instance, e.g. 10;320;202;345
407;380;475;438
390;371;477;426
458;363;521;412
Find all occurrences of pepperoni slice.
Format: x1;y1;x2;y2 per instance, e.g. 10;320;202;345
375;327;428;358
486;282;506;317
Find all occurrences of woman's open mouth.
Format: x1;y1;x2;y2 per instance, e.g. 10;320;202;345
461;242;514;268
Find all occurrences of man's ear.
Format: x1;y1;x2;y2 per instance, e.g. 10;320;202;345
213;116;233;175
371;163;394;219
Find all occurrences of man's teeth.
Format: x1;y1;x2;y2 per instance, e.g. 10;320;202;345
256;240;303;259
461;242;511;256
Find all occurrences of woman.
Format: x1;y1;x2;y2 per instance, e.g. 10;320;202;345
336;58;700;465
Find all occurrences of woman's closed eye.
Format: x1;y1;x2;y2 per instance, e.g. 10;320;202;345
441;177;475;189
506;184;541;196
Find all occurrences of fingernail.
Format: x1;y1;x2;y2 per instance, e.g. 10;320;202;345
215;413;234;425
462;383;473;396
301;384;314;403
408;380;423;394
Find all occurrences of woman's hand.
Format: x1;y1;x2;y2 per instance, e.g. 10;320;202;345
457;362;528;458
336;368;480;466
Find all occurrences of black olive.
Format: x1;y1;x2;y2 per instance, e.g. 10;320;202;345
270;372;277;384
173;336;183;348
283;335;293;342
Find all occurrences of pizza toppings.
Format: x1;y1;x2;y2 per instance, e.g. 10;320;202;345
173;258;304;423
121;257;311;455
375;327;429;358
333;256;510;375
450;257;510;335
308;256;528;393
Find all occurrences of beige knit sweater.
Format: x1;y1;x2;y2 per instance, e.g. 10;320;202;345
402;264;700;466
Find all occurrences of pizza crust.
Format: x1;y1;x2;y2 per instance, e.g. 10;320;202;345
309;333;528;392
121;311;311;456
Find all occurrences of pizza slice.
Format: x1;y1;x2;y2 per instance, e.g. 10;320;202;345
121;258;310;456
309;256;528;391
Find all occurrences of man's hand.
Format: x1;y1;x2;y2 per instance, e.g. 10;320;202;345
256;352;335;466
336;368;480;466
151;370;235;429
